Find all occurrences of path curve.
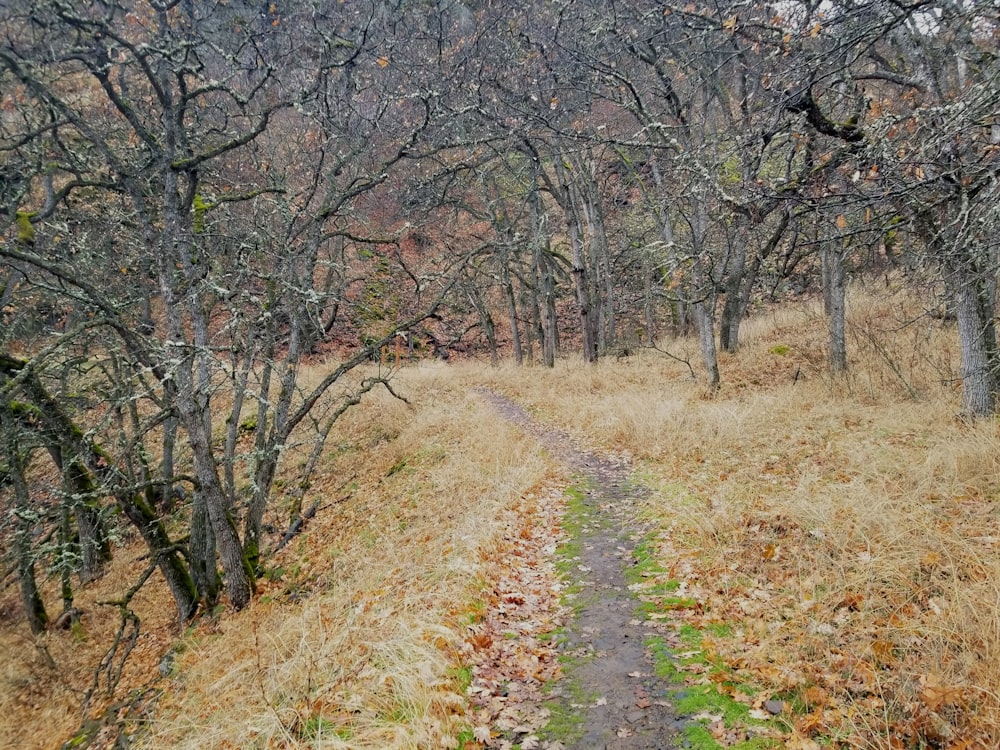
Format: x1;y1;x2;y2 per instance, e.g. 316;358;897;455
478;389;683;749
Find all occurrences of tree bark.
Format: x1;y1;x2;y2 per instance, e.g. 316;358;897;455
4;421;49;634
500;244;523;365
719;240;748;353
189;488;221;608
694;300;721;391
947;255;998;417
530;186;558;367
825;241;848;375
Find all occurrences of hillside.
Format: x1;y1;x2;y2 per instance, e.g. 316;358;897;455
3;288;998;748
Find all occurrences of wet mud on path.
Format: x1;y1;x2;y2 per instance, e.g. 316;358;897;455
478;389;683;749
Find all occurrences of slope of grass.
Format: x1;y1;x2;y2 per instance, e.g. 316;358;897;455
475;286;1000;746
4;281;1000;747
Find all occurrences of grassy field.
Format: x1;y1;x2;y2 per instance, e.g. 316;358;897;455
3;285;999;748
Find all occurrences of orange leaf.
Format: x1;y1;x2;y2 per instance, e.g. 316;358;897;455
835;214;847;229
919;673;965;710
837;592;864;610
871;640;895;664
802;685;828;708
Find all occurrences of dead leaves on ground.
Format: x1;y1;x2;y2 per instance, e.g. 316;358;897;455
632;515;995;748
461;487;568;749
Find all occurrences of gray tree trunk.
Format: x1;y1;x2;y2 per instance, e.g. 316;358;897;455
189;488;221;607
530;189;558;367
569;213;597;363
950;264;998;417
5;425;49;634
694;300;720;391
500;245;523;365
719;240;748;353
825;242;848;375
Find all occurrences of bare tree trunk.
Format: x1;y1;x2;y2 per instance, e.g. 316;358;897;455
46;444;111;582
500;245;523;365
580;174;613;352
181;402;252;610
569;213;597;363
160;410;178;512
691;198;719;389
530;187;557;367
693;300;720;391
551;147;597;363
825;241;848;375
643;251;657;346
719;240;748;353
189;487;221;607
4;422;49;634
947;256;998;417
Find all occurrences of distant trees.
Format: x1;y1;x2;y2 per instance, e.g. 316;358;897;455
858;0;1000;415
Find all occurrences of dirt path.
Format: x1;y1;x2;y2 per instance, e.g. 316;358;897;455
477;389;684;749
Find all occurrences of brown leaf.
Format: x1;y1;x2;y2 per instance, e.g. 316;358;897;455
871;640;895;665
802;685;828;708
919;673;965;711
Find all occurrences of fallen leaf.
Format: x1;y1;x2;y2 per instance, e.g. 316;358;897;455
919;673;966;711
473;725;492;742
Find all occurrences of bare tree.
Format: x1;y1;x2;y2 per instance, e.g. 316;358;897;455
1;0;468;622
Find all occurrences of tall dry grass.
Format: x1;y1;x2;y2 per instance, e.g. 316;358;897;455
141;362;558;749
4;282;999;747
0;361;560;749
476;286;1000;745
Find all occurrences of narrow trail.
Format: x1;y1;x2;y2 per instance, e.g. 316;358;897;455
478;389;684;749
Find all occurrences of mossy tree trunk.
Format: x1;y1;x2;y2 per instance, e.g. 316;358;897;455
2;413;49;634
2;354;199;621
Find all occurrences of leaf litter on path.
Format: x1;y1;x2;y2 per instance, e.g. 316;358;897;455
462;483;569;749
472;389;685;749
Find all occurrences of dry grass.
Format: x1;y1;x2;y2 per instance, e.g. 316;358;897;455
474;285;1000;745
4;281;999;747
143;362;557;749
1;361;558;749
